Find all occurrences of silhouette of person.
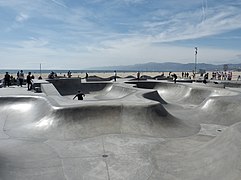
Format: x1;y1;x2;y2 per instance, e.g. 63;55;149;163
19;70;24;87
237;75;241;81
48;71;54;79
173;73;177;83
137;71;140;79
67;71;72;78
114;71;117;81
4;72;10;87
27;72;32;90
85;73;88;80
203;73;208;84
16;71;20;86
73;91;85;100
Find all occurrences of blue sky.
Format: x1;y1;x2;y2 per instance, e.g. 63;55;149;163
0;0;241;69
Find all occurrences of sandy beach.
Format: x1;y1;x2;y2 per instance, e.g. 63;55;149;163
1;71;241;81
0;71;163;79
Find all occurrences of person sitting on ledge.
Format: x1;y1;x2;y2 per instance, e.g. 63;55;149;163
73;91;85;100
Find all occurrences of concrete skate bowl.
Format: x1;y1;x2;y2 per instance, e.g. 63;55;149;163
134;81;241;179
135;81;236;105
1;80;241;179
0;94;198;140
45;79;137;100
136;81;241;125
135;81;212;105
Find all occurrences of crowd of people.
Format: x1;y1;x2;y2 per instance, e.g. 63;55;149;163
178;71;238;81
3;70;34;90
181;72;190;79
211;71;233;80
2;70;241;91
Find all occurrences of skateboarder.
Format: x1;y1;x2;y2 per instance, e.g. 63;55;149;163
73;91;85;100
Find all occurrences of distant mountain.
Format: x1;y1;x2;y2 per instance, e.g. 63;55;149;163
90;62;241;72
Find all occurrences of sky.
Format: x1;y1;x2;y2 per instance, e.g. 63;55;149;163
0;0;241;69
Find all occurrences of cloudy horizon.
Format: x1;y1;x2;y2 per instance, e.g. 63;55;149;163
0;0;241;69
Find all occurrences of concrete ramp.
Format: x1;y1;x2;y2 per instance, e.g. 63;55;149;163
94;84;137;99
143;90;167;104
197;95;241;125
0;96;53;139
41;83;61;96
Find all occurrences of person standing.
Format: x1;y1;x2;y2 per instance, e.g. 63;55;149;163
173;73;177;83
27;72;32;90
137;71;140;80
16;71;20;86
85;72;89;81
19;70;24;87
67;71;72;78
4;72;10;87
114;71;117;81
237;75;241;81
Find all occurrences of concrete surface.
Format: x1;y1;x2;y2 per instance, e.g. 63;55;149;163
0;79;241;180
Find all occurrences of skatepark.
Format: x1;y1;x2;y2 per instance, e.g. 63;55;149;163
0;77;241;180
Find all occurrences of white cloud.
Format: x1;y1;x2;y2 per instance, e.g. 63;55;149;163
49;0;67;8
140;5;241;43
15;12;29;22
20;37;49;48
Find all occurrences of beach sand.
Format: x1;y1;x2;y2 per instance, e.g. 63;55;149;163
1;71;241;81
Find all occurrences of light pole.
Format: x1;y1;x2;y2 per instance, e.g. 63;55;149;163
40;63;42;78
194;47;198;79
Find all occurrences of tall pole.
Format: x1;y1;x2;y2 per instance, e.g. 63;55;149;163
194;47;198;79
40;63;42;77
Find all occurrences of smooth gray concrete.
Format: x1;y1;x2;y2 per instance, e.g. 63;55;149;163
0;80;241;179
